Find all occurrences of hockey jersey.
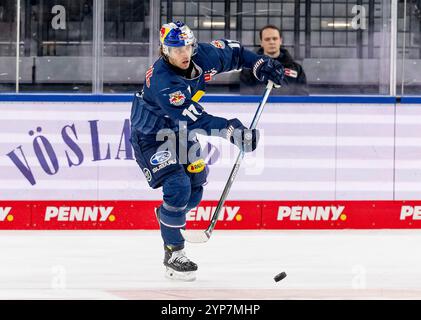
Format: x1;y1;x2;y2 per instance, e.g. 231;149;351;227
130;39;261;141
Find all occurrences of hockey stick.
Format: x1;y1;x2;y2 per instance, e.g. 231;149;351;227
181;80;275;243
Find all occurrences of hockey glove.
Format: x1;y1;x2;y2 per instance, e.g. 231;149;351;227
253;56;288;87
225;118;260;153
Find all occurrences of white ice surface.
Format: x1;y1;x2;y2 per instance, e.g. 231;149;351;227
0;230;421;299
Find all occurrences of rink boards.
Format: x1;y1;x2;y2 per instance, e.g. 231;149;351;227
1;200;421;229
1;97;421;229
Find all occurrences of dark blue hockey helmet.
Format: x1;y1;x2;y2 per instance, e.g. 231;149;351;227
160;21;197;56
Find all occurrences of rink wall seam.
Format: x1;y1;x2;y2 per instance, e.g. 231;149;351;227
0;94;407;104
0;200;420;230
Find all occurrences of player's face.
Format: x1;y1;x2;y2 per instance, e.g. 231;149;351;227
168;45;193;69
260;28;282;58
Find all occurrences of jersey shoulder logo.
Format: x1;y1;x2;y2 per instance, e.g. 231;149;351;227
204;68;218;82
145;66;154;88
169;90;186;106
210;40;225;49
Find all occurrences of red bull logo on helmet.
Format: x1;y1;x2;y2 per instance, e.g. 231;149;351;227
179;33;189;40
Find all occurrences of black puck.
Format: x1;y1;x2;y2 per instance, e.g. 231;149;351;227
274;271;287;282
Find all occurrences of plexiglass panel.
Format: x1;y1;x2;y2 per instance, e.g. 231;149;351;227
2;0;418;96
17;0;93;92
0;1;17;92
397;0;421;96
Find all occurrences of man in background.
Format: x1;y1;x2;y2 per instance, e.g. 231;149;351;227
416;0;421;20
240;24;308;95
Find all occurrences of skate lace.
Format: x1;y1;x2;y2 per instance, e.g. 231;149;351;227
170;250;190;264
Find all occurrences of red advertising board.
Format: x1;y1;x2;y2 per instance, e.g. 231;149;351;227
0;202;32;229
185;200;261;229
30;201;161;230
260;201;421;229
1;200;421;230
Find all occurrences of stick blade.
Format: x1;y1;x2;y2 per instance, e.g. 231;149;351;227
180;229;210;243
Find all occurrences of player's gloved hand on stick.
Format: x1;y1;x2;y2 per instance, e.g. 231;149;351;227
253;56;288;87
224;118;260;153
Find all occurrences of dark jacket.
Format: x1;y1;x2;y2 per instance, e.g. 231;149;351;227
239;47;308;95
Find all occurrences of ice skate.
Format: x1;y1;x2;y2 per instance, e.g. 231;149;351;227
164;245;198;281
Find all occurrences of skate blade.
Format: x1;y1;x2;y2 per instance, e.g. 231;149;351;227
165;267;196;282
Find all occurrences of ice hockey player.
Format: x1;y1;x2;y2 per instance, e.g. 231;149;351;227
130;21;287;281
